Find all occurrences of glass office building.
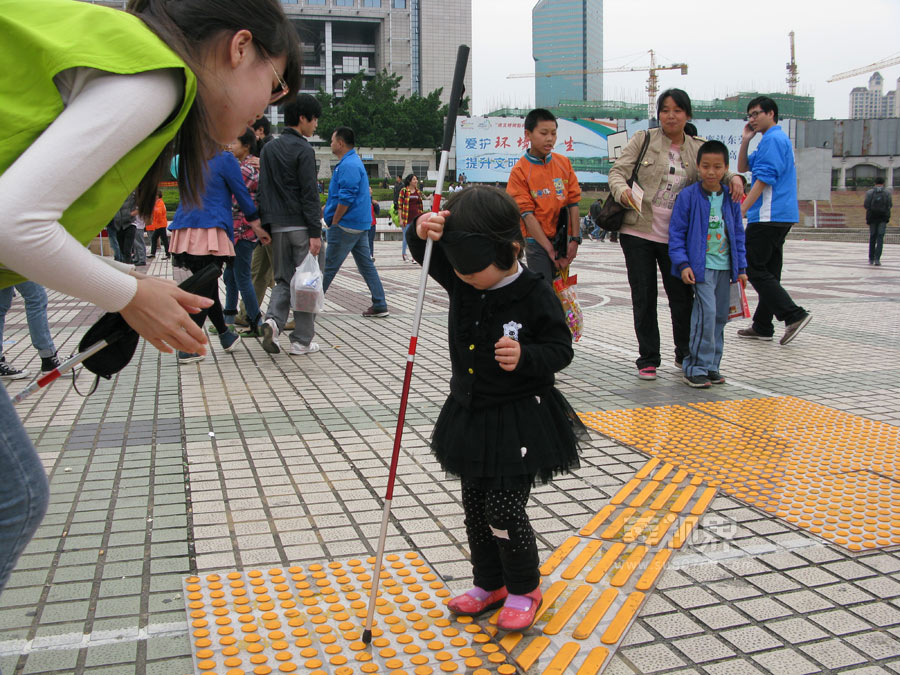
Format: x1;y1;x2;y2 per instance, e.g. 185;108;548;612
532;0;602;108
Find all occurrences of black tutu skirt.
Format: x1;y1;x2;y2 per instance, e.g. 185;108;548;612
431;387;588;490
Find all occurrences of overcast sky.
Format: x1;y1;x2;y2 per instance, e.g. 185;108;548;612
470;0;900;120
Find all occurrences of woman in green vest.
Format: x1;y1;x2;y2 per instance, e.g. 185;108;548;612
0;0;300;603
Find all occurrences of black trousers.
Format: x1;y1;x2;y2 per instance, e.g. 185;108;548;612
116;225;136;264
461;479;539;595
150;229;170;256
869;222;887;263
619;233;693;369
744;223;806;336
173;254;228;334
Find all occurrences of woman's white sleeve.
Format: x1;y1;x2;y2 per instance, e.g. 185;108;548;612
0;69;181;311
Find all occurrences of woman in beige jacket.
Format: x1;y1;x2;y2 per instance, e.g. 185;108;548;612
608;88;743;380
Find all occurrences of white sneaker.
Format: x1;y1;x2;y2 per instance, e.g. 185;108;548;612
261;318;280;354
289;341;320;356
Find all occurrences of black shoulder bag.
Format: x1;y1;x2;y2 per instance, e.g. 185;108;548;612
595;130;652;232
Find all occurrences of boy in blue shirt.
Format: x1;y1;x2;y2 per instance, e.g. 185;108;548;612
669;141;747;388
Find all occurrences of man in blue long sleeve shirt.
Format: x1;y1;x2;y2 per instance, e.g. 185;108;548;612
737;96;810;346
322;127;389;317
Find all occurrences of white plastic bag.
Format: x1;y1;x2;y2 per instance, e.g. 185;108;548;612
290;254;325;313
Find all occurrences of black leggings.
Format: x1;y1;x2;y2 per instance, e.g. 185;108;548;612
461;479;539;595
174;254;228;334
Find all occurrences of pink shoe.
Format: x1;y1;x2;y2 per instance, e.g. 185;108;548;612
497;588;542;631
447;586;508;617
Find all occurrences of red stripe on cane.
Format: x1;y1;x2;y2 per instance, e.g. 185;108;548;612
408;336;418;355
432;194;442;211
37;370;61;387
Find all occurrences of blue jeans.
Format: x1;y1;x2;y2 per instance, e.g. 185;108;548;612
224;239;260;323
322;226;387;311
0;386;50;598
869;221;887;263
684;268;730;377
368;226;376;258
401;224;410;256
0;282;57;358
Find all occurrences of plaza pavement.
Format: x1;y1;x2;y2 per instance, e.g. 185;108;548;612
0;236;899;674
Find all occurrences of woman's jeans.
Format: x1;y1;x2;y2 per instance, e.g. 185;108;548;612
0;387;50;598
224;239;260;324
0;282;56;358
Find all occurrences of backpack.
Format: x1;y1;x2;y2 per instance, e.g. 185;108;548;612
869;188;890;218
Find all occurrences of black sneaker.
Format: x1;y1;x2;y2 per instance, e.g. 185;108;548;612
683;374;711;388
0;357;29;381
707;371;726;384
362;306;389;318
40;353;61;375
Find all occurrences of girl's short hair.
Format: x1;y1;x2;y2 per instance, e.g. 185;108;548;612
128;0;301;219
657;88;692;118
444;185;524;270
237;126;259;157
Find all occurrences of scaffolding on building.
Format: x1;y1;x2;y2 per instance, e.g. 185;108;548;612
487;92;815;121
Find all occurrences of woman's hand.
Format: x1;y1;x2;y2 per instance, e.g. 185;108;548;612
729;175;745;203
620;188;636;209
680;267;695;285
416;210;447;241
249;219;271;245
119;276;212;354
494;335;521;371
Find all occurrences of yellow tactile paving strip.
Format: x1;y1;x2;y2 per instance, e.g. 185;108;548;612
580;396;900;553
184;460;717;675
183;554;522;675
494;460;716;674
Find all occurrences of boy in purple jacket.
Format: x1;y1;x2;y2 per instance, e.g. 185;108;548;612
668;141;748;388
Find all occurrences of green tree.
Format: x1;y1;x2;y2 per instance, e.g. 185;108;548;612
315;70;469;149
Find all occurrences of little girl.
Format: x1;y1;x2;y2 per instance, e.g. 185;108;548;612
407;185;587;631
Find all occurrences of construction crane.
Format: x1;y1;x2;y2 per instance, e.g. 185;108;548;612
508;49;688;120
828;53;900;82
786;31;798;95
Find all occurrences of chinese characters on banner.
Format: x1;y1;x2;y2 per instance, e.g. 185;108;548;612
456;116;617;183
456;117;794;184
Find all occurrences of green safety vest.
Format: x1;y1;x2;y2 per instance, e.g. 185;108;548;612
0;0;197;288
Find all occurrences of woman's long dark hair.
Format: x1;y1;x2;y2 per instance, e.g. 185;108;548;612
127;0;301;219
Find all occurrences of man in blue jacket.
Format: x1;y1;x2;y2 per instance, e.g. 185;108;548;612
737;96;810;346
322;127;389;318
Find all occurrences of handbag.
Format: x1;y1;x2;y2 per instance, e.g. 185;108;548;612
596;131;652;231
553;267;583;341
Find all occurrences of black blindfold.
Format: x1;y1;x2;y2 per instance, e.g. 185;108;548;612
440;231;496;275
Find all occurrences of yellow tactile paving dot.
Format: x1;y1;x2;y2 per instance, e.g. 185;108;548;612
580;396;900;552
183;554;521;675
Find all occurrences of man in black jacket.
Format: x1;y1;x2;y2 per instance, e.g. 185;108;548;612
258;95;325;356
